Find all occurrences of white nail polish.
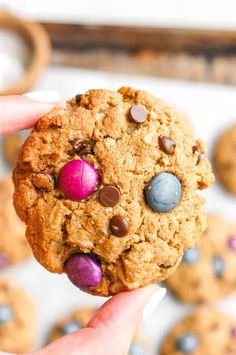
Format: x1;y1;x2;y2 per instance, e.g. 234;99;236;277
24;90;60;103
142;287;166;322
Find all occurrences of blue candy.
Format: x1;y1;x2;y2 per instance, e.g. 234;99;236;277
62;321;81;335
213;256;225;278
176;332;198;353
144;172;182;212
129;342;145;355
0;304;13;324
182;247;200;264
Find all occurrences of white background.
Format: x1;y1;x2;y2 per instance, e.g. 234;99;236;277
1;67;236;354
0;0;236;29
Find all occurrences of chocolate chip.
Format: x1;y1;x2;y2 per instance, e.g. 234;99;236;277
69;138;95;156
99;186;120;207
110;216;129;237
32;173;54;191
75;94;82;104
192;145;201;164
159;136;176;155
129;105;147;124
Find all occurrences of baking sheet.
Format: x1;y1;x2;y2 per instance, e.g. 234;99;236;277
1;67;236;354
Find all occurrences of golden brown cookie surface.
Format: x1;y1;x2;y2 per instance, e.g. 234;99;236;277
0;278;36;353
0;178;31;268
13;87;214;296
214;123;236;194
160;309;236;355
166;214;236;303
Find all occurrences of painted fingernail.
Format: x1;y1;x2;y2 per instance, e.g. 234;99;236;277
142;286;166;322
23;90;60;103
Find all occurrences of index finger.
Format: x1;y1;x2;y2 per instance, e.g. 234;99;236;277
0;92;59;135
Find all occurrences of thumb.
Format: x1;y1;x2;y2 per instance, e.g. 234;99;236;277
36;285;166;355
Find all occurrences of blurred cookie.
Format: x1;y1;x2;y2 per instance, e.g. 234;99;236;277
48;306;146;354
0;177;31;269
166;214;236;303
214;123;236;194
2;130;30;168
0;277;36;352
48;307;95;343
160;309;236;355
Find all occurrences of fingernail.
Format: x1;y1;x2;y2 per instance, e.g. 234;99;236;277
142;286;166;322
23;90;60;103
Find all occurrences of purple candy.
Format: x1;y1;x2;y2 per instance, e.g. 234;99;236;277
59;159;99;201
228;236;236;251
65;254;102;291
0;254;9;270
232;327;236;337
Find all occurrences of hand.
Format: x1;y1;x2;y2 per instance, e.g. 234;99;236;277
0;93;166;355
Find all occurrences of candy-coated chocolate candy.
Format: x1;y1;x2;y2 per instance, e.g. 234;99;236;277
213;256;225;278
65;254;102;291
182;247;200;264
228;236;236;251
129;342;145;355
62;321;81;335
145;172;182;212
59;159;99;201
0;304;13;324
176;332;198;353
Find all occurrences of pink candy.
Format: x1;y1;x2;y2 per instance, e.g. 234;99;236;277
59;159;99;201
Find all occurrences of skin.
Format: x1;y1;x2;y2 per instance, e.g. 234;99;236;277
0;95;161;355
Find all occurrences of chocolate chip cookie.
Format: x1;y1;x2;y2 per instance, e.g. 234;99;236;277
13;87;214;296
0;277;36;353
214;123;236;194
160;309;236;355
0;178;31;269
166;214;236;303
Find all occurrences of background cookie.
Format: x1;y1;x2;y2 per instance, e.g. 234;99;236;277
160;309;236;355
0;177;31;269
214;123;236;195
2;133;24;167
2;130;30;168
48;306;146;354
48;307;95;343
166;214;236;303
13;87;214;296
0;277;36;353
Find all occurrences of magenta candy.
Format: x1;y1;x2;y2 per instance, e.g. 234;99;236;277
65;254;102;291
59;159;99;201
228;236;236;251
0;254;9;270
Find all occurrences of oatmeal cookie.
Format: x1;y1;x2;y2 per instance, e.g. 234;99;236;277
13;87;214;296
166;214;236;303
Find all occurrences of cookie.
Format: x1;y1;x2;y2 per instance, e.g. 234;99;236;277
48;307;95;343
0;177;31;269
0;277;36;353
160;309;236;355
48;306;146;354
166;214;236;303
214;123;236;194
13;87;214;296
2;133;24;167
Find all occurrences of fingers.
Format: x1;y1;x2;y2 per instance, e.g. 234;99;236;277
35;285;165;355
0;91;59;135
